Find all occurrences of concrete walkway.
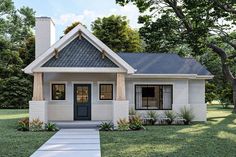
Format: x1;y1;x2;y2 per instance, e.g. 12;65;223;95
31;129;101;157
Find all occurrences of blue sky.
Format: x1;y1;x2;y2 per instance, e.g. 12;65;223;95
13;0;141;39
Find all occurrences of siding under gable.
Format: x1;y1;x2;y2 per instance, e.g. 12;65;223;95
43;37;118;67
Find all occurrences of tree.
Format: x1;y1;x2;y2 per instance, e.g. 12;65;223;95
92;15;142;52
117;0;236;112
64;21;83;34
0;0;35;108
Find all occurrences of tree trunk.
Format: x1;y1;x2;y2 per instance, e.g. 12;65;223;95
233;79;236;113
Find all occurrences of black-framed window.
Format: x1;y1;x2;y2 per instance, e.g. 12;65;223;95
135;85;173;110
99;84;113;100
52;84;66;100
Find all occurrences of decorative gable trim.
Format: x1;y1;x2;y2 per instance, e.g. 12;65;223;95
23;24;136;74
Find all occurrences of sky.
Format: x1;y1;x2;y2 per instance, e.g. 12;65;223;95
13;0;142;39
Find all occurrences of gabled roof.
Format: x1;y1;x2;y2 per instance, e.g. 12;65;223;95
23;24;135;74
43;37;118;67
118;53;212;77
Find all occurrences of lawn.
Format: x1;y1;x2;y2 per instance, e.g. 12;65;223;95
100;105;236;157
0;106;235;157
0;110;54;157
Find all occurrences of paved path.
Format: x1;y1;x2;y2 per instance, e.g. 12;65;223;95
31;129;101;157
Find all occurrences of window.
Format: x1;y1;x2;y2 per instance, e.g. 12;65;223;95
135;85;173;110
52;84;66;100
99;84;113;100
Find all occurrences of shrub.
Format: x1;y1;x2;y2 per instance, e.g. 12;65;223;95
129;115;144;130
30;118;43;131
147;111;158;125
99;122;113;131
117;118;130;131
164;111;176;125
180;106;195;125
17;118;29;131
45;123;59;132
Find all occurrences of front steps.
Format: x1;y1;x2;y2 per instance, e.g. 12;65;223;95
51;121;108;129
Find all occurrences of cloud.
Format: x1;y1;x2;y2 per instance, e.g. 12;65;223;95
53;4;142;30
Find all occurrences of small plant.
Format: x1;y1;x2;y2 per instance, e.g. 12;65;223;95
30;118;43;131
147;111;158;125
17;118;29;131
99;122;113;131
164;111;176;125
117;118;130;131
180;106;195;125
129;115;144;130
129;107;137;116
45;123;59;131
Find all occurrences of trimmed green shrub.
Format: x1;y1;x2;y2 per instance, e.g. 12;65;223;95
117;118;130;131
45;123;59;132
99;122;113;131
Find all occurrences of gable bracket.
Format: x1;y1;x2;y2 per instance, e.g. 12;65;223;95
78;30;82;40
54;48;59;59
102;49;106;59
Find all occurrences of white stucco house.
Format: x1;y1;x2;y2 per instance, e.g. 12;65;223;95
23;17;213;126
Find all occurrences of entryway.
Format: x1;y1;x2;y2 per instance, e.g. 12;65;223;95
74;84;91;120
30;129;101;157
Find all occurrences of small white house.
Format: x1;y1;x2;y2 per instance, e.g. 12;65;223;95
23;17;213;125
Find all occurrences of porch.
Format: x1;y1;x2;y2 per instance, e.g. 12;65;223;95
29;72;129;126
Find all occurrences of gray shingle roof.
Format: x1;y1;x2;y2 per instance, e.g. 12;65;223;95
43;37;118;67
117;53;211;75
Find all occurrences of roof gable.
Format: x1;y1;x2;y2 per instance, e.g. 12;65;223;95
23;24;135;74
43;37;118;68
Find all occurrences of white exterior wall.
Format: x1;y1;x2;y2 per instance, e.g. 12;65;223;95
189;80;206;121
43;73;206;122
44;73;116;121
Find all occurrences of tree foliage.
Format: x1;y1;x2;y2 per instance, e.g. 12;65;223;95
0;0;35;108
92;15;143;52
117;0;236;111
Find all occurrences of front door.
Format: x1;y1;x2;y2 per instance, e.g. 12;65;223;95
74;84;91;120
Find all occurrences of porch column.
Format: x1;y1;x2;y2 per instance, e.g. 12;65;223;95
32;72;43;101
29;72;48;125
116;73;126;100
113;73;129;127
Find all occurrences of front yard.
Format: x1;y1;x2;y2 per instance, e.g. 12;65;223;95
100;105;236;157
0;110;54;157
0;106;235;157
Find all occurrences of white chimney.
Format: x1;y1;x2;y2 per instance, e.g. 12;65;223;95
35;17;56;58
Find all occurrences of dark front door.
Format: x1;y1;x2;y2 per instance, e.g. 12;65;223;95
74;84;91;120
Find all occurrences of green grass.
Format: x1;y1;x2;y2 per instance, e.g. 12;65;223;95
100;105;236;157
0;109;54;157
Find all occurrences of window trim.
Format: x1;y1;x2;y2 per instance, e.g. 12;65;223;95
134;84;173;110
50;82;67;101
99;83;114;100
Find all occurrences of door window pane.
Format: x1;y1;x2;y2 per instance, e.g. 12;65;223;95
77;86;88;103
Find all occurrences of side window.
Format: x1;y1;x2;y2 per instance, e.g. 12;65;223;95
99;84;113;100
52;84;66;100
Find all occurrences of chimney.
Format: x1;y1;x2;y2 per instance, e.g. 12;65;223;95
35;17;56;58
